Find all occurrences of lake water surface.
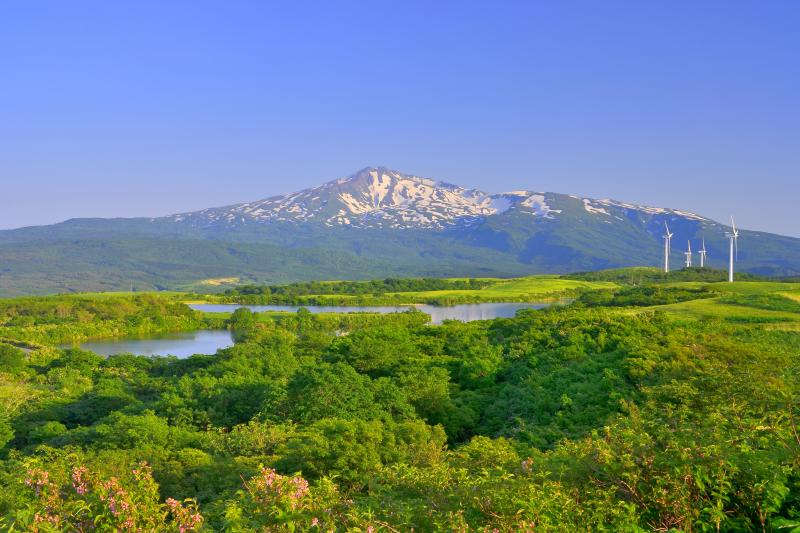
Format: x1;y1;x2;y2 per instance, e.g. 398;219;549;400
70;302;552;358
189;302;552;325
72;329;234;358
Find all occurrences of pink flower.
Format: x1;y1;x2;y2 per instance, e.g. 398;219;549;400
521;458;534;472
166;497;204;532
25;468;50;497
71;466;89;495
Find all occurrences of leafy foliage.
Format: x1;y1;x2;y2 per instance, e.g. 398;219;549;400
575;284;718;307
1;283;800;530
566;266;768;284
225;277;492;301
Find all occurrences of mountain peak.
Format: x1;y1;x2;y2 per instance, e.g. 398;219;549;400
167;167;715;231
336;166;441;189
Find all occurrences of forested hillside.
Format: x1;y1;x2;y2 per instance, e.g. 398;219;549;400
1;279;800;530
2;168;799;296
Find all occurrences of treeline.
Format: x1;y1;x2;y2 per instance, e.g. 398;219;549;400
0;294;214;345
221;277;493;303
566;266;767;285
2;288;800;530
227;306;431;341
0;294;197;327
575;285;719;307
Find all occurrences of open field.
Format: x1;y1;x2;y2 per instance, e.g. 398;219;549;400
383;276;618;301
635;281;800;329
209;275;620;306
649;298;800;323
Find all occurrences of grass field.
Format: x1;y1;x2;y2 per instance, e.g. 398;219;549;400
778;288;800;303
385;276;618;301
636;281;800;329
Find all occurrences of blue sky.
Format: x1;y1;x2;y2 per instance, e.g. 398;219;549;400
1;1;798;236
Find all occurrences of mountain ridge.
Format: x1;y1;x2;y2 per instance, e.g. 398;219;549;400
0;166;797;296
163;166;711;231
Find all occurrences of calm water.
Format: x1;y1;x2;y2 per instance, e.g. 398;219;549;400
189;302;552;325
69;303;552;357
71;329;234;358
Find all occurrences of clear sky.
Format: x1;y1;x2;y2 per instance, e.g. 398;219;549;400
1;1;798;236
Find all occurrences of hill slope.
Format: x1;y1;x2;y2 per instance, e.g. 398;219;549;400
1;167;798;295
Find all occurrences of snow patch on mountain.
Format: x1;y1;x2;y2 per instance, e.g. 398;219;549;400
582;199;610;215
673;210;708;221
487;197;513;214
519;193;561;217
579;198;709;222
166;167;710;230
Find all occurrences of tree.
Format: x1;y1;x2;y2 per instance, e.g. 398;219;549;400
0;344;25;374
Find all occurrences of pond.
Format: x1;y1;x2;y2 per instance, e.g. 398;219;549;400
189;302;554;325
69;329;234;358
67;302;555;358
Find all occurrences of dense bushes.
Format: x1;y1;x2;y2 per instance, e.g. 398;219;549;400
224;277;492;301
0;294;210;344
1;289;800;530
566;266;766;284
721;292;800;313
575;285;718;307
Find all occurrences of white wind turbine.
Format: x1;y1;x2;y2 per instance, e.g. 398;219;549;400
684;240;692;268
699;238;708;268
663;222;673;273
726;216;739;282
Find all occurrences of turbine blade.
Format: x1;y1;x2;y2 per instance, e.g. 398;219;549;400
731;216;737;236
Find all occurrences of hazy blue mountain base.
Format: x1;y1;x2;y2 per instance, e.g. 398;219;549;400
1;218;797;297
1;168;798;296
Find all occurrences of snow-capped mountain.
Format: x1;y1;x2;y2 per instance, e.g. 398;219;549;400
167;167;706;230
1;166;797;295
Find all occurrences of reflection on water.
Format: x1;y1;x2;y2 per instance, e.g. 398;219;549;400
417;302;550;324
65;302;554;358
69;330;234;358
190;302;552;325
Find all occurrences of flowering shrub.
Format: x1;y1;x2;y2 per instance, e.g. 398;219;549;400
6;461;203;532
246;467;310;511
224;467;356;531
166;497;205;533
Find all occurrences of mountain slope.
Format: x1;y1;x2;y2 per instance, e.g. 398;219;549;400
167;167;561;229
1;167;798;295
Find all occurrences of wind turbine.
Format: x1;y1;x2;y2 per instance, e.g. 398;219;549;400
699;239;708;268
684;240;692;268
663;222;673;273
726;216;739;282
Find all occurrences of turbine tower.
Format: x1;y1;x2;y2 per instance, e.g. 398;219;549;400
684;240;692;268
699;239;707;268
726;216;739;282
663;222;673;273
